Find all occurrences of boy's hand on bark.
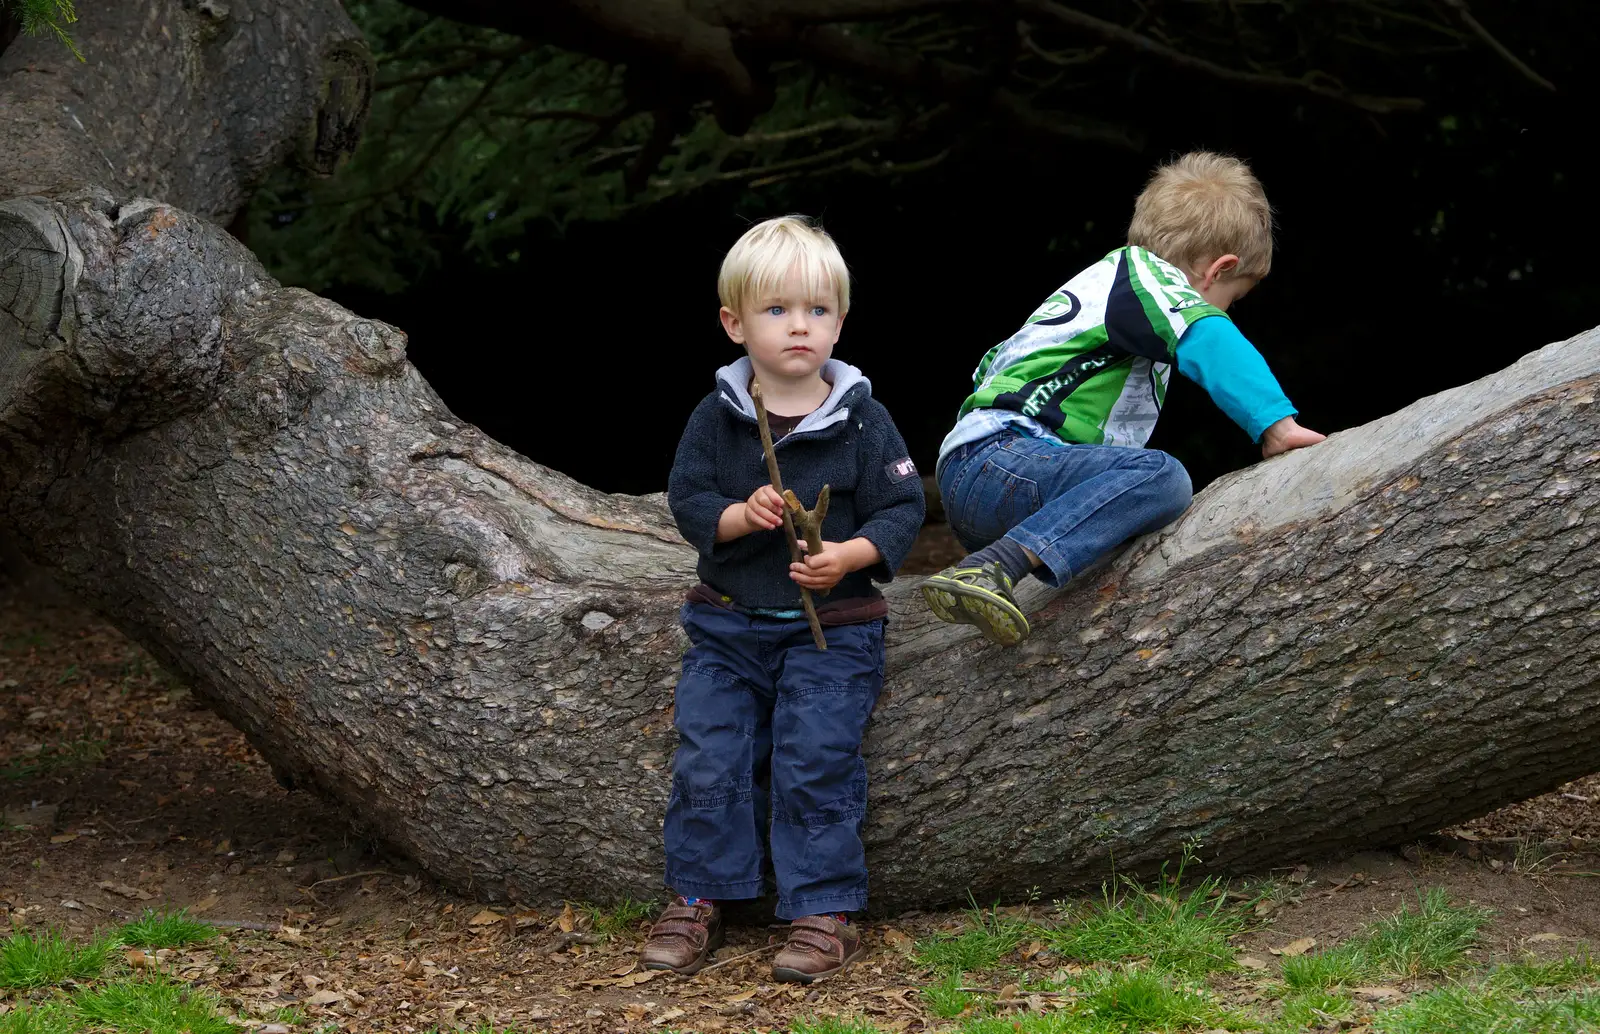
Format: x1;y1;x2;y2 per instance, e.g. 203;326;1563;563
1261;416;1326;458
744;485;786;532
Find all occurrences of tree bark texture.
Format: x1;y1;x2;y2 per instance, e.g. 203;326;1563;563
0;0;370;223
3;3;1598;911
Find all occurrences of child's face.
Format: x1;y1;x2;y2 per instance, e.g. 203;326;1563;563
720;270;844;384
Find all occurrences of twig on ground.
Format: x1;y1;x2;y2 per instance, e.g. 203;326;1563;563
111;813;163;828
77;900;126;916
86;905;283;933
548;931;606;952
309;869;396;889
89;813;128;837
201;919;284;932
701;942;781;972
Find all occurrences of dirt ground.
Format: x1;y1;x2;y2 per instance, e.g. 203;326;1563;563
3;550;1598;1032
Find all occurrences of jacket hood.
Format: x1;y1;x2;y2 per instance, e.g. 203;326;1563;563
714;358;871;436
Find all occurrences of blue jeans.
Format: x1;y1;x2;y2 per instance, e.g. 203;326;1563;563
664;602;885;920
937;431;1193;587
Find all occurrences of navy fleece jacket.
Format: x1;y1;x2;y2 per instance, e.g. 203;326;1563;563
668;358;926;610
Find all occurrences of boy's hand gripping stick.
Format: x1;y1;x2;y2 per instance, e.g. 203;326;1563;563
750;380;828;651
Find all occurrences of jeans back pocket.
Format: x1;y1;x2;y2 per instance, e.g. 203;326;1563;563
957;455;1042;545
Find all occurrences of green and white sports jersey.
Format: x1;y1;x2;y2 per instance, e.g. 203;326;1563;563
940;247;1226;460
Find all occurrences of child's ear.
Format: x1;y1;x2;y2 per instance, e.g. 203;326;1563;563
719;306;745;344
1203;254;1241;287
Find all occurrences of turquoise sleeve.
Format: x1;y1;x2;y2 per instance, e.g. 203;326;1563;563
1175;315;1297;443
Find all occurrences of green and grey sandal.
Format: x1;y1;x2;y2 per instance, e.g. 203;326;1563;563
920;562;1031;647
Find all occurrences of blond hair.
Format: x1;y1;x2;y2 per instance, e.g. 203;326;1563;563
718;215;851;316
1127;152;1273;279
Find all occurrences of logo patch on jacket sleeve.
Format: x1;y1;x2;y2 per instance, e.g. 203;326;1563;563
885;457;918;483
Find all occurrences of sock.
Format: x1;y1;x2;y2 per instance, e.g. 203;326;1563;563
832;913;850;925
679;896;712;907
962;535;1035;584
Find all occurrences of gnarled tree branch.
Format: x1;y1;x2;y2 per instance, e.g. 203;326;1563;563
1016;0;1425;114
1437;0;1556;92
397;0;759;131
0;0;370;222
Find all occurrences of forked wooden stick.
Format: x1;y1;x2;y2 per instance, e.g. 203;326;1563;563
782;485;829;567
750;380;827;650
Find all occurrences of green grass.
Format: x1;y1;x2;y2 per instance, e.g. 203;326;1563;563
921;968;976;1019
0;738;106;781
957;1014;1087;1033
1;630;50;652
1078;966;1240;1031
1279;947;1368;991
790;1017;889;1034
1361;953;1600;1034
72;975;236;1034
0;976;238;1034
1275;989;1355;1030
118;909;216;949
0;1003;77;1034
1372;985;1600;1034
950;967;1245;1033
0;928;116;988
1046;875;1245;979
913;903;1031;973
577;897;657;938
1486;952;1600;990
1267;890;1501;1033
1361;888;1492;977
1277;888;1491;995
1265;954;1600;1034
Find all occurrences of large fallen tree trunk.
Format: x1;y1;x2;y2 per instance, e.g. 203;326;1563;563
4;2;1598;911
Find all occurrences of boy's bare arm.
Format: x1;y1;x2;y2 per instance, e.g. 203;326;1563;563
715;485;787;542
1259;416;1327;458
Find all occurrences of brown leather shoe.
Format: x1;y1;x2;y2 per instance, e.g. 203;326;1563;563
639;899;723;975
772;914;865;984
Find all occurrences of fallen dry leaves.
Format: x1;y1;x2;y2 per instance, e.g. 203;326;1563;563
1271;936;1317;957
98;881;154;901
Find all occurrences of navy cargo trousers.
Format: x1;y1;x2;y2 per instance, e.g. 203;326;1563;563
663;602;885;920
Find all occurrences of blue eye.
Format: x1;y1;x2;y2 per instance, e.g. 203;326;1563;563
767;305;784;316
811;305;828;317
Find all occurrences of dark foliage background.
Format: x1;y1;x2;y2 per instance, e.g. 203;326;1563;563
249;1;1596;496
